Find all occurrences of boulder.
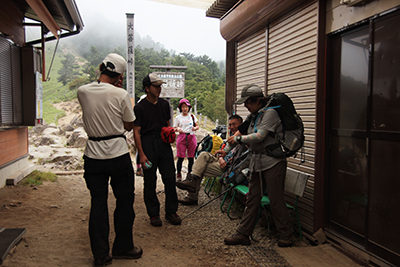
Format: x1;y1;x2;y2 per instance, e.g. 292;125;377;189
67;127;87;148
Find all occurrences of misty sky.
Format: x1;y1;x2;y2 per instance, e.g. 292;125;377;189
74;0;226;61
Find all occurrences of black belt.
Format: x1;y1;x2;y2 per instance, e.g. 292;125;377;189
88;134;126;141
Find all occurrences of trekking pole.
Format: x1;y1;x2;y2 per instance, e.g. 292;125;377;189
181;186;234;220
181;156;251;220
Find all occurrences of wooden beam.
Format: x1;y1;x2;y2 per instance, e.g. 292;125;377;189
25;0;61;39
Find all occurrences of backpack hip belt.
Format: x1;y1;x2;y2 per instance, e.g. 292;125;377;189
249;148;264;154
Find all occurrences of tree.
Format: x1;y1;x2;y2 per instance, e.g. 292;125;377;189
57;53;80;85
82;63;98;82
201;87;227;123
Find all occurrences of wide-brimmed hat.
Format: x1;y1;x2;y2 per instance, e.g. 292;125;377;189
178;98;191;108
101;53;126;75
143;73;166;87
235;84;264;104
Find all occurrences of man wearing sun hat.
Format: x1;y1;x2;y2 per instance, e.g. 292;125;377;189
223;84;294;247
133;72;182;227
77;53;143;266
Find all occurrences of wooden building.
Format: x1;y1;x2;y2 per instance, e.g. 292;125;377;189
0;0;83;187
206;0;400;266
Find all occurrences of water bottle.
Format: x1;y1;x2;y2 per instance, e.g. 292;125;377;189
144;161;152;170
189;122;193;133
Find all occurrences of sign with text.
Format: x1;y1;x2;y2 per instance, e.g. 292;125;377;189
36;71;43;121
157;72;185;98
126;14;134;98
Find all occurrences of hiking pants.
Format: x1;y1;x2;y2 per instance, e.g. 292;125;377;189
189;152;225;201
176;133;197;158
83;153;135;259
237;161;293;238
141;135;178;217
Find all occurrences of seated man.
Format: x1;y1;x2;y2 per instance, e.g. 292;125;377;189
176;115;245;205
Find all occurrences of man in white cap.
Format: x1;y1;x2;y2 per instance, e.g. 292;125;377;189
133;73;182;227
77;53;142;266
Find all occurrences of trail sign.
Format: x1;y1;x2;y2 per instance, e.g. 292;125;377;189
156;72;185;98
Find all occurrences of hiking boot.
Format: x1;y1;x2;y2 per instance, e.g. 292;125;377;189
113;247;143;259
175;174;199;193
165;213;182;225
176;173;182;181
224;232;251;245
178;197;198;206
150;216;162;227
94;255;112;266
278;236;293;247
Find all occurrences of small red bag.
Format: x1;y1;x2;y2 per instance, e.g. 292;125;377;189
161;126;176;143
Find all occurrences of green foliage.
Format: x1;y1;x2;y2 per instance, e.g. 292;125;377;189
43;100;66;124
57;53;80;85
69;77;89;91
43;34;227;126
82;63;98;82
21;170;57;186
201;87;227;123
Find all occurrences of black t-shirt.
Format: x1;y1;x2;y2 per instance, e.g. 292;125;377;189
134;98;171;136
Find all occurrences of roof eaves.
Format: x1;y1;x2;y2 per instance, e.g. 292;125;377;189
62;0;83;32
206;0;239;19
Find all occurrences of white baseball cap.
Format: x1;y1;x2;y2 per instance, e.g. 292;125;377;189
102;53;126;75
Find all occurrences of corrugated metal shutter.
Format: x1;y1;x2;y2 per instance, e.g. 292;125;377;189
235;29;266;118
267;1;318;233
0;37;13;124
0;36;22;126
11;45;22;124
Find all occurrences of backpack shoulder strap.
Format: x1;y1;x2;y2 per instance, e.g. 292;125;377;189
254;105;281;133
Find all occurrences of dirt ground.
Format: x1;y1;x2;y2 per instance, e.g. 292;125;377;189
0;100;307;266
0;169;282;267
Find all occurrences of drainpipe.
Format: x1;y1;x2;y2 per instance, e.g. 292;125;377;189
25;29;81;46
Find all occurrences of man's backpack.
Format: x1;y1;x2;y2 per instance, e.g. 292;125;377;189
255;93;305;159
195;134;223;159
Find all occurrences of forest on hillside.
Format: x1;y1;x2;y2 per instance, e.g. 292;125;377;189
42;23;227;124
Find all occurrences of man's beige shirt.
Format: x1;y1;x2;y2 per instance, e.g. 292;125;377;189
77;81;135;159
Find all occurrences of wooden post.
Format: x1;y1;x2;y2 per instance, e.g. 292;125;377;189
126;13;135;103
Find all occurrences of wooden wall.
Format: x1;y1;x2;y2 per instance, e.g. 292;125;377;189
0;0;25;47
0;128;28;166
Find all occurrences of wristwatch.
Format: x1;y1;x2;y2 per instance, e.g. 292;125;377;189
236;135;243;144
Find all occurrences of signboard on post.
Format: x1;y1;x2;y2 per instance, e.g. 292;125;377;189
126;13;135;100
156;72;185;98
35;71;43;124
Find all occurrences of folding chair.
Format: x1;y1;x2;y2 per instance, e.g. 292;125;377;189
283;168;309;240
223;184;271;241
220;182;235;214
204;176;218;198
252;168;309;241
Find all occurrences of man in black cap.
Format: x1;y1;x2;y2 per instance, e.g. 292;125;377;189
78;53;142;266
133;73;181;227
